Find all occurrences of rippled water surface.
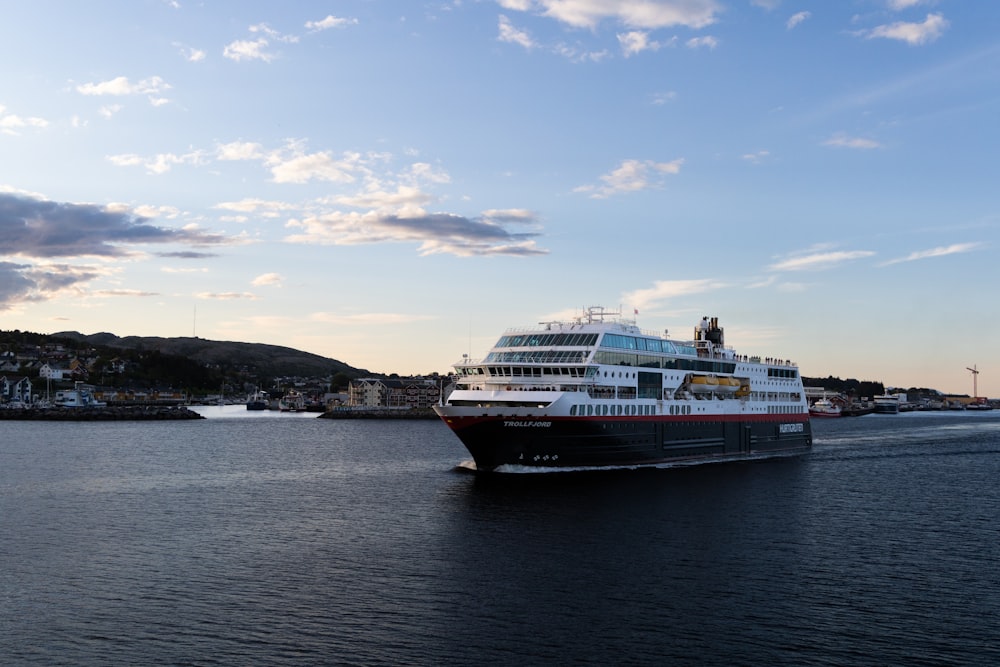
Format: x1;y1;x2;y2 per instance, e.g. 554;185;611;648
3;408;999;665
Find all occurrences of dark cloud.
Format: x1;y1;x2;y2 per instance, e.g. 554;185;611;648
383;212;548;256
0;261;36;306
155;251;220;259
0;193;228;258
378;213;531;241
0;261;101;310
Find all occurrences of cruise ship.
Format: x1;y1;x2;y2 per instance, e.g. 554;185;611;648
435;307;811;472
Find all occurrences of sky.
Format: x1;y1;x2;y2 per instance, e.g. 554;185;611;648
1;0;998;398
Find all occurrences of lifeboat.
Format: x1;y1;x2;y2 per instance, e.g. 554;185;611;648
689;374;719;394
716;376;739;393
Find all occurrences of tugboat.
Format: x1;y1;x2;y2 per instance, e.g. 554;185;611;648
434;307;811;472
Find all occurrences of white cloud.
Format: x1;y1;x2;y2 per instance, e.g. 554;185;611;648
686;36;718;49
306;15;358;31
162;267;209;274
132;204;181;219
331;186;433;211
214;198;295;217
498;0;533;10
252;272;283;286
618;31;670;56
407;162;451;185
174;43;206;62
216;141;265;161
887;0;924;10
880;242;984;266
552;43;610;63
98;104;123;119
196;292;257;300
224;21;318;61
107;150;207;175
267;149;362;184
823;133;882;149
786;11;810;30
76;75;171;97
498;15;535;49
249;23;299;43
574;158;684;199
0;105;49;135
622;279;728;312
769;249;876;271
861;13;949;45
651;90;678;105
93;288;161;298
514;0;721;30
742;150;770;164
223;38;274;62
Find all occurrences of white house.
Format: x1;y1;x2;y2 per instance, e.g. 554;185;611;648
39;363;70;380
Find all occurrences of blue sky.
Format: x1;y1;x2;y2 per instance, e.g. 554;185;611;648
1;0;997;397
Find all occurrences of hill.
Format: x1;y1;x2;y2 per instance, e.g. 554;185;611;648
51;331;369;380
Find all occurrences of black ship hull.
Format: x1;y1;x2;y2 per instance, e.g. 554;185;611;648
439;413;812;472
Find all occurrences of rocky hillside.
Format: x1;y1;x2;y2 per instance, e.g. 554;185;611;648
51;332;369;379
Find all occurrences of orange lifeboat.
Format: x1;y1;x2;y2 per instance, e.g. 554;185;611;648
689;375;719;394
716;376;739;393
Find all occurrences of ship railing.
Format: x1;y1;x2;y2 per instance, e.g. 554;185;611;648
740;356;798;367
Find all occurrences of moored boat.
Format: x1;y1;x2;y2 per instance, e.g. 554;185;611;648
809;398;842;418
53;382;107;408
279;390;305;412
246;389;269;411
841;403;875;417
873;395;900;414
434;307;811;472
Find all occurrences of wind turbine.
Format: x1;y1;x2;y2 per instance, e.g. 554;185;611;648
967;365;980;400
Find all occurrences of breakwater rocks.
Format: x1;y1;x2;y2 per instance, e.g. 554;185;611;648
319;408;438;420
0;406;205;421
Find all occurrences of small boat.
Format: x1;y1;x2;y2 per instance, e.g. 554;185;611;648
246;389;269;411
279;390;305;412
809;398;841;418
54;382;107;408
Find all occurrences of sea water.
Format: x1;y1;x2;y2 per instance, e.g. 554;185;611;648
2;408;999;665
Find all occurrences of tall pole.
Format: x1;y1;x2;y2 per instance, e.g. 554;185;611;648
967;365;979;399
